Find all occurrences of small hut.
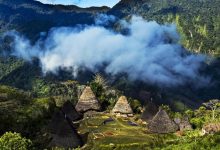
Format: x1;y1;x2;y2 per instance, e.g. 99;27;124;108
112;96;133;117
48;111;83;149
61;101;82;122
75;86;101;113
177;117;192;131
148;108;178;133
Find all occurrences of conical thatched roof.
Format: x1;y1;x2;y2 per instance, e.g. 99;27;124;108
112;96;133;114
179;117;192;131
75;86;100;113
61;101;82;122
48;111;83;148
148;109;178;133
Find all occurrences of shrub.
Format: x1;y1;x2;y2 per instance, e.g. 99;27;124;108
190;117;205;129
130;99;142;113
0;132;32;150
184;109;194;118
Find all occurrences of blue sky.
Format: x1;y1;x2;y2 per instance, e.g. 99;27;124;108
36;0;120;8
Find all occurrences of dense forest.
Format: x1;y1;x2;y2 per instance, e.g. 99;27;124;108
0;0;220;149
110;0;220;56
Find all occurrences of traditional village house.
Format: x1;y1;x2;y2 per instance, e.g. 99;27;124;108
48;111;83;148
75;86;101;113
148;108;178;133
112;96;133;117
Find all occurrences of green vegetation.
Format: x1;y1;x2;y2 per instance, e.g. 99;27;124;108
0;0;219;108
49;80;79;106
189;107;220;129
78;114;160;150
164;14;220;56
32;78;50;97
0;57;24;80
78;112;220;150
112;0;220;56
0;85;56;148
0;83;220;149
90;74;119;111
0;132;32;150
0;0;220;149
160;134;220;150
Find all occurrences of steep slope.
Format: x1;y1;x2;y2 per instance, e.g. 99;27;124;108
0;0;109;39
0;0;219;54
0;0;219;109
0;0;109;88
109;0;220;56
0;85;56;135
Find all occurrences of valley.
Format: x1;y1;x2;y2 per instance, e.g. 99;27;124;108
0;0;220;149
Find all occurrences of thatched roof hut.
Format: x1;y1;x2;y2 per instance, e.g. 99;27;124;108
48;111;83;149
174;116;192;131
75;86;100;113
112;96;133;114
61;101;82;122
148;108;178;133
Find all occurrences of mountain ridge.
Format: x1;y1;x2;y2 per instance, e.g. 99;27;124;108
0;0;219;108
109;0;220;55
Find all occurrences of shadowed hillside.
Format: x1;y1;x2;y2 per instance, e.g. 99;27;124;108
0;1;220;148
0;0;109;39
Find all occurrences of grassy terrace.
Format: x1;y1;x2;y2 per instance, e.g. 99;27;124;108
78;114;177;150
1;84;220;149
77;113;220;150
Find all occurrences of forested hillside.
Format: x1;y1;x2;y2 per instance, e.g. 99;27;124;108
0;0;219;105
0;0;220;149
109;0;220;56
1;0;219;55
0;0;108;39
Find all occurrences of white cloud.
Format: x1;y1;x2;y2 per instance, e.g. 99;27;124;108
6;16;209;87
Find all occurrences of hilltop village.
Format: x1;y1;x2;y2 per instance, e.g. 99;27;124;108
0;49;219;147
0;76;220;149
0;0;220;149
44;85;220;149
0;82;220;150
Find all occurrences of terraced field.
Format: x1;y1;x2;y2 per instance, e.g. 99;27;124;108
78;113;177;150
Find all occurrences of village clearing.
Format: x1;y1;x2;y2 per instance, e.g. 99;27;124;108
78;113;178;150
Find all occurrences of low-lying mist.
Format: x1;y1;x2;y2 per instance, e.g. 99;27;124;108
3;15;210;87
